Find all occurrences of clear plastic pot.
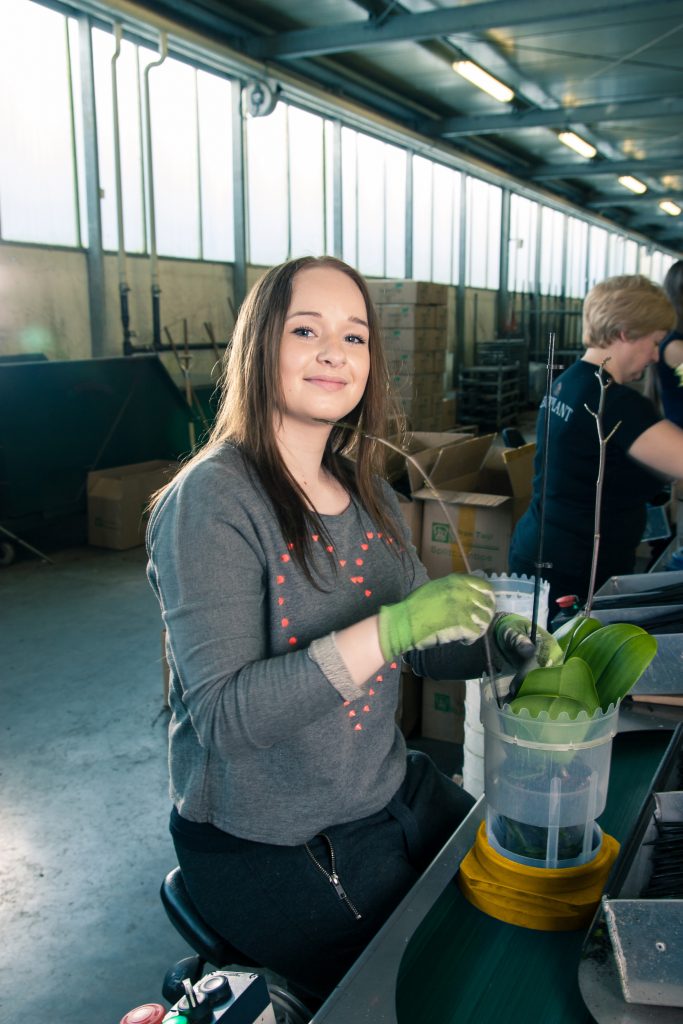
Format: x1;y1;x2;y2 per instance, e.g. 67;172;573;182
481;681;619;869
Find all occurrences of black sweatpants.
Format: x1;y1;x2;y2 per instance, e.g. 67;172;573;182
171;750;474;1002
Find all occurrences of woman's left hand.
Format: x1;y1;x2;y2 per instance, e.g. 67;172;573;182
493;613;563;668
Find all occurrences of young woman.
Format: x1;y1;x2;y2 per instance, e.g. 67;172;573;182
147;256;558;1003
510;273;683;612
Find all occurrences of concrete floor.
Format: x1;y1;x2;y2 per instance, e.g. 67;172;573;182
1;544;190;1023
0;542;464;1023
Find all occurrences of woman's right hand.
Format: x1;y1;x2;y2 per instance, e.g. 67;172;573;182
378;574;496;660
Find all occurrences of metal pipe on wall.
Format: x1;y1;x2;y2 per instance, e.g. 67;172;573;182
111;23;135;355
142;30;168;349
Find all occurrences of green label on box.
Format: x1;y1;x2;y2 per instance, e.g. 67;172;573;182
431;522;451;544
433;693;452;713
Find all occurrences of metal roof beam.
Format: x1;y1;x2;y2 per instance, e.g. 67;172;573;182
427;97;683;138
532;156;683;179
241;0;667;60
587;192;683;209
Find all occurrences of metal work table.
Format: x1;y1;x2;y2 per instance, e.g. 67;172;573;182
311;725;676;1024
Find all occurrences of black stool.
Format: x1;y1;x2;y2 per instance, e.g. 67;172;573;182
160;866;312;1023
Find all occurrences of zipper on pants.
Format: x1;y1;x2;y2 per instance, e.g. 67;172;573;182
304;832;362;921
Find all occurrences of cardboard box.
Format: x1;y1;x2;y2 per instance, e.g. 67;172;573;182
390;372;446;400
382;327;445;352
421;678;465;743
87;459;179;550
413;435;535;577
379;304;448;330
368;279;450;305
388;350;439;375
384;431;474;493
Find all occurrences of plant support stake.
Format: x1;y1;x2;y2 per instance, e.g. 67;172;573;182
530;331;556;644
584;360;621;616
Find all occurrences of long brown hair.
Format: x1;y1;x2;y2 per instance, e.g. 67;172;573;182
153;255;405;582
663;260;683;331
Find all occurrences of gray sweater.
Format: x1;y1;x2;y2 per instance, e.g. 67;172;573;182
147;444;488;845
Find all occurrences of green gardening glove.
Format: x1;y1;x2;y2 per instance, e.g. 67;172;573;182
378;574;496;661
493;613;563;669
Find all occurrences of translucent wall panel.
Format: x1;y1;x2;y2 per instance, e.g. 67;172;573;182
93;28;148;253
68;17;88;249
638;246;653;277
147;58;200;258
384;144;406;278
566;216;588;297
432;164;460;284
324;120;336;256
198;70;234;262
341;127;358;268
356;133;385;276
412;155;433;281
465;177;501;289
651;250;672;284
509;194;538;293
0;0;80;245
607;233;626;276
247;103;288;265
289;106;324;258
342;127;406;276
623;239;638;274
539;206;564;296
588;225;608;286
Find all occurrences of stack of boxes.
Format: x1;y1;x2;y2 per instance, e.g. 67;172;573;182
366;279;456;430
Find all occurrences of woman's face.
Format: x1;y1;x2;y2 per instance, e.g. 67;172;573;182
610;329;666;383
277;265;371;430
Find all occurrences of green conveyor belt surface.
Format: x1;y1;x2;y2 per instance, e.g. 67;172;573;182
396;729;672;1024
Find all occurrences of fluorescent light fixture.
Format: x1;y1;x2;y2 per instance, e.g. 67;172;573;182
452;61;514;103
659;199;681;216
558;131;596;159
618;175;647;195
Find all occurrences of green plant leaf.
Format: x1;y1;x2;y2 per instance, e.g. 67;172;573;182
563;617;603;659
510;693;584;718
589;632;658;710
570;623;658;710
513;658;600;718
553;613;589;652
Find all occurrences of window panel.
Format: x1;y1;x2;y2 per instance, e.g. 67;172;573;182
588;226;608;286
384;143;406;278
623;239;638;274
466;177;501;288
509;194;538;293
539;206;564;296
247;103;288;265
197;70;234;262
356;134;385;276
147;57;200;258
432;163;456;284
341;127;358;267
566;217;588;297
650;250;671;284
607;233;626;276
93;28;147;253
412;155;433;281
289;106;324;258
324;120;336;256
0;0;80;245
